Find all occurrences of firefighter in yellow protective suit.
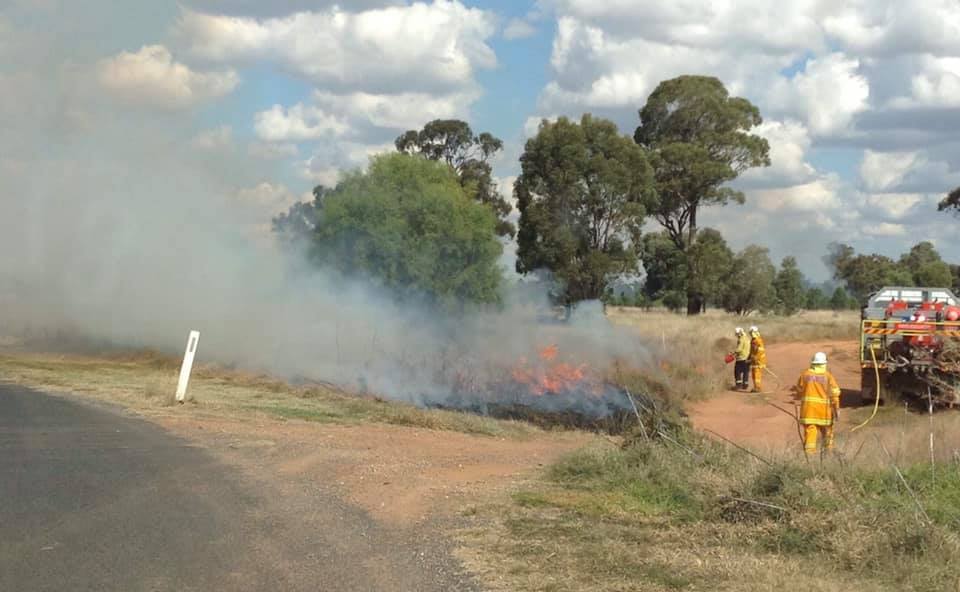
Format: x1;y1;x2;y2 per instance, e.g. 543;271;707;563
748;326;766;393
732;328;751;390
793;352;841;455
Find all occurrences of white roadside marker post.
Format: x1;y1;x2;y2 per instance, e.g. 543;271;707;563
175;330;200;404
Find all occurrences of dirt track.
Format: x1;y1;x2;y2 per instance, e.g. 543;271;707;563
689;340;863;451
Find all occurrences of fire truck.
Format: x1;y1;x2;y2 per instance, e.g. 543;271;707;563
860;286;960;406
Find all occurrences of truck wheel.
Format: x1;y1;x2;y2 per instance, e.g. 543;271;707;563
860;368;881;407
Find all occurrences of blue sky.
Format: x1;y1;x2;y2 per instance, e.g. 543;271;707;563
3;0;960;283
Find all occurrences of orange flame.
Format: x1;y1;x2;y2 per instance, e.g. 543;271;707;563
511;345;597;395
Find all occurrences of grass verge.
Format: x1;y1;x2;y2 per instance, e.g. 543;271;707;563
0;350;536;438
458;427;960;592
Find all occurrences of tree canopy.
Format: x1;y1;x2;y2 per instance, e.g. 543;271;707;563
685;228;734;313
825;241;956;303
721;245;776;316
773;256;806;315
395;119;514;237
640;231;689;312
899;241;953;287
634;75;770;314
515;114;655;305
276;153;504;310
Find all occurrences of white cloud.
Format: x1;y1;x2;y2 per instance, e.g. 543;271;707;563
503;18;536;40
740;119;816;188
890;56;960;108
862;192;925;220
750;176;842;214
177;3;496;94
98;45;238;109
312;89;476;131
859;150;922;192
300;157;342;187
767;53;869;136
190;125;234;151
253;103;349;142
822;2;960;57
542;0;824;54
862;222;906;237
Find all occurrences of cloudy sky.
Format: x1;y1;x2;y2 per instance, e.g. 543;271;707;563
3;0;960;281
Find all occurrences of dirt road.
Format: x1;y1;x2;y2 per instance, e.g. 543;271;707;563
689;340;863;451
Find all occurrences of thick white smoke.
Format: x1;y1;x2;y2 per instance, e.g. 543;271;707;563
0;2;650;411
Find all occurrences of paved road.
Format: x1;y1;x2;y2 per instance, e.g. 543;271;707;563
0;384;478;591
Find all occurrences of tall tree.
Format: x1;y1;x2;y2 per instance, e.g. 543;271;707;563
515;115;655;305
774;256;806;315
721;245;776;316
396;119;514;237
278;153;504;310
635;75;770;314
686;228;735;312
640;232;688;311
830;286;852;311
805;287;829;310
900;241;953;287
825;242;913;302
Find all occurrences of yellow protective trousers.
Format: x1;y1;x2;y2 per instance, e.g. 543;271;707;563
751;365;764;391
803;424;834;454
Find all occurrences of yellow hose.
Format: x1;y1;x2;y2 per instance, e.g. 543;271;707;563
851;346;882;432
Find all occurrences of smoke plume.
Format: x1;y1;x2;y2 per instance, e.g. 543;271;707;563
0;3;650;415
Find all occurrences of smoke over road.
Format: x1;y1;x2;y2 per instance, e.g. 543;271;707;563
0;4;650;417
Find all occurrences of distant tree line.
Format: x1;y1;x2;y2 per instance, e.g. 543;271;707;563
272;74;959;315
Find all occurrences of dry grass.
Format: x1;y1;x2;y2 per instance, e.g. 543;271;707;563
607;308;860;402
607;307;860;343
457;309;960;592
0;350;537;438
458;432;960;592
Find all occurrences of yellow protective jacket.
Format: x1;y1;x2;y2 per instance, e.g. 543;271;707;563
794;367;840;426
749;335;767;368
735;334;751;361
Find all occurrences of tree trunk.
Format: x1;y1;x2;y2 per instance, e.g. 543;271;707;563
685;205;702;315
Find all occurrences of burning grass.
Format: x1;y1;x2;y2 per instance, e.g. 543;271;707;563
0;350;537;438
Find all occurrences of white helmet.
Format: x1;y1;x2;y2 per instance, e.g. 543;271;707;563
735;327;744;335
749;325;759;334
812;352;827;365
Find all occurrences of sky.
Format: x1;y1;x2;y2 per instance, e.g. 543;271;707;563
3;0;960;282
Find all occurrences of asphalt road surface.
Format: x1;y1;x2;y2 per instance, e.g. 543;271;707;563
0;383;477;592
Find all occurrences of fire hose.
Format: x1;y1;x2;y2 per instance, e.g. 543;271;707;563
850;346;882;433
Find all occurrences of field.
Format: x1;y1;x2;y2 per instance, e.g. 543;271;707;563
3;308;960;591
457;308;960;592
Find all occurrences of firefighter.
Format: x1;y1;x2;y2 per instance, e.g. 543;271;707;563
732;327;751;390
793;352;841;456
748;326;766;393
